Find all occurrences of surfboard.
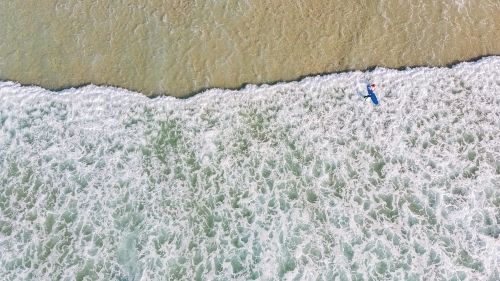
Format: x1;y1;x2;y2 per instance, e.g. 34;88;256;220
366;85;379;105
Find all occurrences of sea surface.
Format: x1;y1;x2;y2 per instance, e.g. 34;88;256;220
1;0;500;96
1;57;500;280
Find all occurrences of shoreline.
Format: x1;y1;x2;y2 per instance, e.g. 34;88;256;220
2;1;500;99
1;55;498;100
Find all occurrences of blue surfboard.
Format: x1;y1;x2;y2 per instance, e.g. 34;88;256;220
366;85;379;105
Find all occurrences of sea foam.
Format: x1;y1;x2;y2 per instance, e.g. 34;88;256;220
1;57;500;280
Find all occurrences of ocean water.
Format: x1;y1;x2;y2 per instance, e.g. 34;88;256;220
1;57;500;280
1;0;500;96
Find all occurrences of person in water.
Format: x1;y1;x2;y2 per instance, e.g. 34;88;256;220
364;84;376;99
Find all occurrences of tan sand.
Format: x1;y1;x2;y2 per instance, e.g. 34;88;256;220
1;0;499;97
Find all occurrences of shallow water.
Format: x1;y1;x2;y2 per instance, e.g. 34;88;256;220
1;0;500;96
1;57;500;280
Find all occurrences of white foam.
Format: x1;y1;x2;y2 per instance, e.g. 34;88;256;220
1;57;500;280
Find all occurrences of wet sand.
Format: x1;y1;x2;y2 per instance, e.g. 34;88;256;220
1;0;499;97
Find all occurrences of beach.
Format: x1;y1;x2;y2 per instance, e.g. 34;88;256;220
1;1;500;280
1;0;500;97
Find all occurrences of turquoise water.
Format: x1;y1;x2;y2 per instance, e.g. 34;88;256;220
1;57;500;280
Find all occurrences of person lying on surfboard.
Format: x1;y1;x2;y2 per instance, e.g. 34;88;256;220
363;84;376;99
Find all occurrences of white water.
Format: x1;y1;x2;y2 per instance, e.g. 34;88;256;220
1;57;500;280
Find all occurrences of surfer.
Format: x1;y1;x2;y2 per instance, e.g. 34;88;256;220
364;84;376;99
